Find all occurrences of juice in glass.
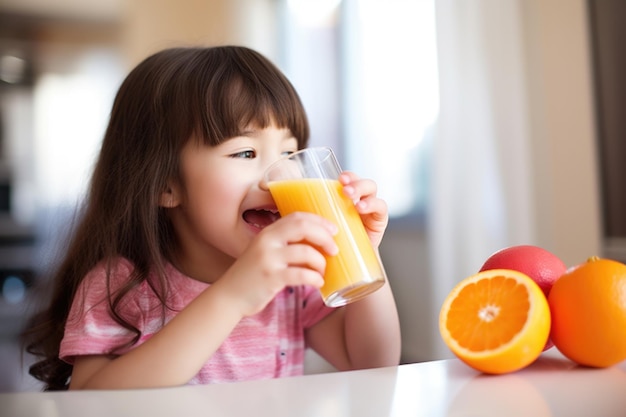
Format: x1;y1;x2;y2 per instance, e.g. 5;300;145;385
268;177;385;306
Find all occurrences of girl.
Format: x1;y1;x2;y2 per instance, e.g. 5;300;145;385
23;46;401;390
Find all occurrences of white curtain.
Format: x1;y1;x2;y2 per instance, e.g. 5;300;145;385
428;0;535;356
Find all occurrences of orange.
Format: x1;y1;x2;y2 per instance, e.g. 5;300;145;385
548;256;626;368
439;269;551;374
479;245;566;298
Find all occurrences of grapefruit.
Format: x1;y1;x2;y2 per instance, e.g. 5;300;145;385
479;245;566;298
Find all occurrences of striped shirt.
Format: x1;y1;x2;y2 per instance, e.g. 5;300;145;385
60;258;334;384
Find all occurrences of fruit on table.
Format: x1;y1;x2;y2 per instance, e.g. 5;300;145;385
479;244;566;351
439;269;551;374
548;256;626;368
479;245;567;298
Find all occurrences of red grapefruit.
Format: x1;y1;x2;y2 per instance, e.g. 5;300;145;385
479;245;566;351
480;245;566;298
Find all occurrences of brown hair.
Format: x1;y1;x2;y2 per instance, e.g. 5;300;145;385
22;46;309;390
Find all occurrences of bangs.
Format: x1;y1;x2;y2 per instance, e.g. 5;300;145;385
188;48;309;148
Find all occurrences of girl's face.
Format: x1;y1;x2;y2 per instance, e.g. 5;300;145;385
164;124;299;283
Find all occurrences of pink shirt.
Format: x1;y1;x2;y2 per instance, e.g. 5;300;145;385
59;258;334;385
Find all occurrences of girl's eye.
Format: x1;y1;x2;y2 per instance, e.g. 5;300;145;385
281;150;296;157
231;150;256;159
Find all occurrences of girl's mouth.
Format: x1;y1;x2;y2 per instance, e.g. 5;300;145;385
242;208;281;229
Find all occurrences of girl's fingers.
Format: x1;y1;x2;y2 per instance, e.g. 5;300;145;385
281;243;328;275
339;171;359;184
339;172;387;220
340;172;378;201
282;267;325;288
357;197;388;220
264;212;338;256
338;172;388;248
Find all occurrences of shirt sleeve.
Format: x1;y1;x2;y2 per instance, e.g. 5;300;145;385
59;260;138;364
300;286;335;329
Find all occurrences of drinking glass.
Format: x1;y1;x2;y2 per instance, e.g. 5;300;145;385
264;147;386;307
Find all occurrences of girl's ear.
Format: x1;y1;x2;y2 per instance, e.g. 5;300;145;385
159;182;181;208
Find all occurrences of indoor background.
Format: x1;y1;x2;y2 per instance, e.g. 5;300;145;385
0;0;623;392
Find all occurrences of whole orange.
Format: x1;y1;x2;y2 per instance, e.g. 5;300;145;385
480;245;567;298
548;256;626;367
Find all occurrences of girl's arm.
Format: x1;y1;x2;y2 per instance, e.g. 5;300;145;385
70;282;245;389
305;172;402;370
70;212;338;389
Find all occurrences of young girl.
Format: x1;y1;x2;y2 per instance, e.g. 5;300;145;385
23;46;401;390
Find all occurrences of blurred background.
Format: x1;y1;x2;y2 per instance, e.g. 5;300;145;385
0;0;623;391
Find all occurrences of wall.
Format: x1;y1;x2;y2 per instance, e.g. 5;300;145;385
524;0;602;267
120;0;279;67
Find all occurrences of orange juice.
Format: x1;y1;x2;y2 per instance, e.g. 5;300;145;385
268;178;385;306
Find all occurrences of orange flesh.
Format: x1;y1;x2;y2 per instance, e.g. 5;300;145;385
446;276;530;351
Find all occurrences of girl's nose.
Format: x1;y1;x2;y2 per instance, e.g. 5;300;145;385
258;176;270;191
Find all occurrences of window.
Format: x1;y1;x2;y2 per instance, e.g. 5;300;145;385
282;0;439;222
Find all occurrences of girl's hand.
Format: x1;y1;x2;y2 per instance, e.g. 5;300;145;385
216;212;338;317
339;171;388;248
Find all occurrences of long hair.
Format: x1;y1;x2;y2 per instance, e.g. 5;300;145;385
22;46;310;390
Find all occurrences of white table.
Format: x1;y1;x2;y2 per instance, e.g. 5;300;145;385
2;351;625;416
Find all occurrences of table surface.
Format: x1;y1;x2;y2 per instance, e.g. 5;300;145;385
2;350;626;417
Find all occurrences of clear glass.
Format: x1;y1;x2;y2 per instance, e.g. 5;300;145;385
264;147;386;307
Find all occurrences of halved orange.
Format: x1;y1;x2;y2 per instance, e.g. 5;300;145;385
439;269;551;374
